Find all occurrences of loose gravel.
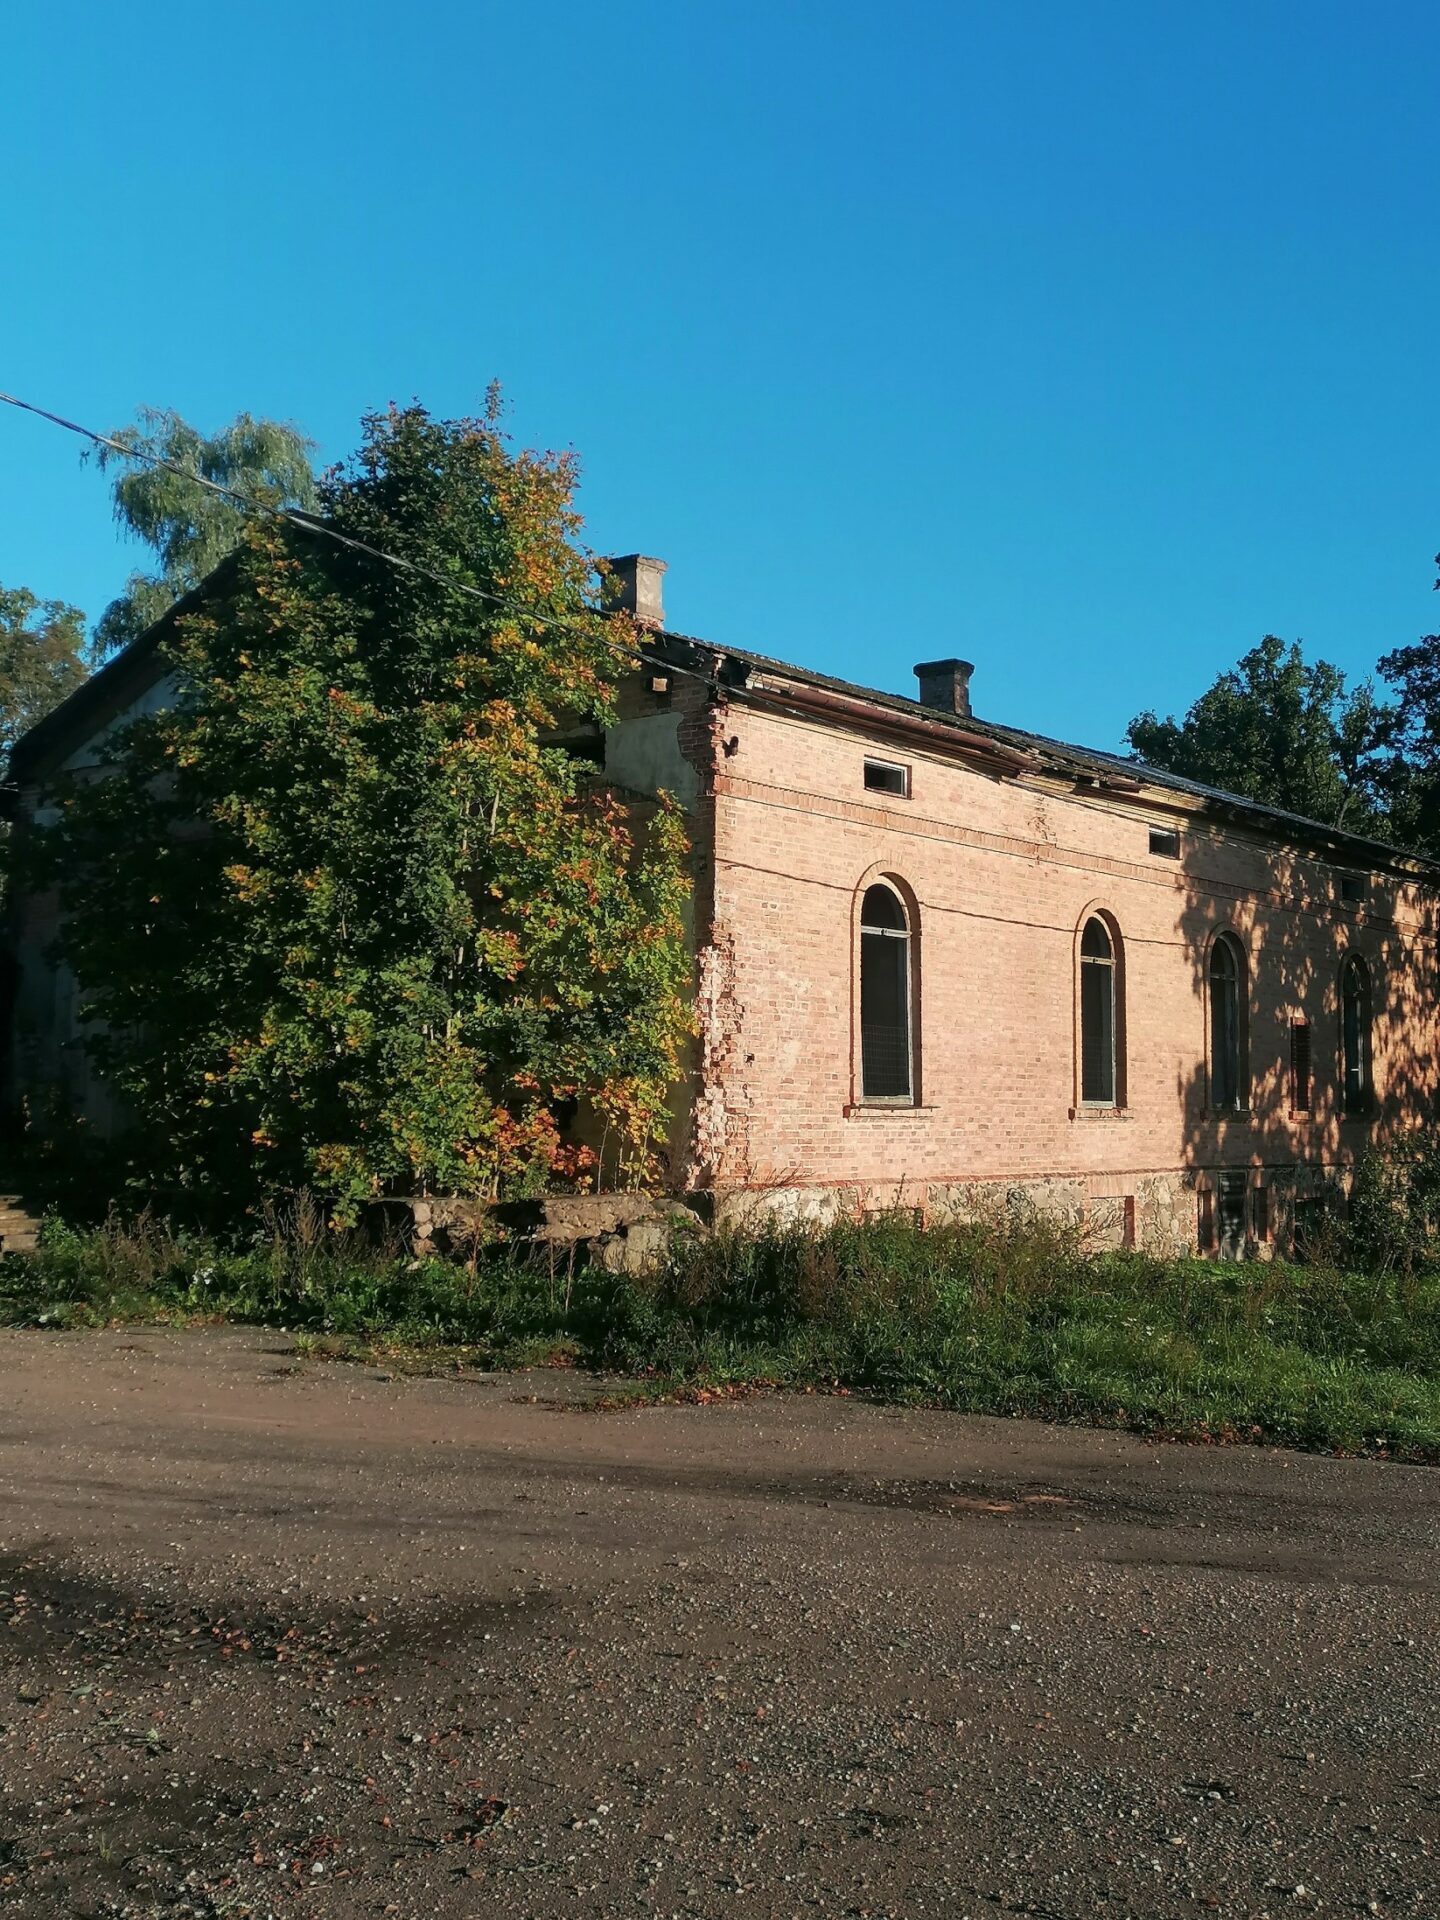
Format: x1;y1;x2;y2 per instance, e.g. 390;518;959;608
0;1326;1434;1917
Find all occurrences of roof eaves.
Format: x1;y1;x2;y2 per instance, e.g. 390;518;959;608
6;563;239;784
655;632;1440;882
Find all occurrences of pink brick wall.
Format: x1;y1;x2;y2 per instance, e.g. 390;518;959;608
685;694;1438;1234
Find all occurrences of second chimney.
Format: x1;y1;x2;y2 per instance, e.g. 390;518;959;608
914;657;975;719
602;554;667;629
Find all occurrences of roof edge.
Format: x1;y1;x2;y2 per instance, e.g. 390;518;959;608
653;632;1440;884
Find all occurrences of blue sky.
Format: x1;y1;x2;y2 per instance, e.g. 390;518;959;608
4;1;1438;749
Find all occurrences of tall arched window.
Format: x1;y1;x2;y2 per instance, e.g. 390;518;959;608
1341;953;1371;1114
860;883;913;1101
1208;933;1248;1112
1079;915;1120;1106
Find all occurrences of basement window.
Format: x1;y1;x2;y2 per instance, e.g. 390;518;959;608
1148;827;1180;858
864;758;910;798
1217;1171;1248;1258
1252;1182;1271;1244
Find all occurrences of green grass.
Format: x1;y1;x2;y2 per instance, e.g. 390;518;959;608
2;1210;1437;1460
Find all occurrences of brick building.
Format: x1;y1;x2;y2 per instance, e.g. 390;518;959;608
6;552;1437;1255
598;558;1438;1255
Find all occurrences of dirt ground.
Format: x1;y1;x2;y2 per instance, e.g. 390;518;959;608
0;1328;1434;1919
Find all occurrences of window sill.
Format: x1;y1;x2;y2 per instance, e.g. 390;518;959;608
1069;1106;1132;1121
844;1102;937;1117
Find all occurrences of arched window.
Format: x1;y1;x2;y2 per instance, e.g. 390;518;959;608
1208;933;1248;1112
1341;953;1371;1114
860;883;913;1101
1079;915;1120;1106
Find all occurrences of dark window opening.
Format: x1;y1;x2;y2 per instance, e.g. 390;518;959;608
1252;1183;1270;1243
1341;954;1371;1114
1208;935;1247;1111
1149;828;1180;858
860;884;913;1100
1197;1189;1215;1253
1217;1171;1247;1258
864;759;910;798
1289;1020;1312;1114
1340;874;1364;904
1079;916;1117;1105
555;734;605;767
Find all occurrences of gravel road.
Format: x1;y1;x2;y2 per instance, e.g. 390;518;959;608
0;1326;1434;1918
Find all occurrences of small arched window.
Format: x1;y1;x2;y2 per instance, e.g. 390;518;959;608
1341;953;1371;1114
860;883;913;1101
1079;915;1119;1106
1208;933;1248;1112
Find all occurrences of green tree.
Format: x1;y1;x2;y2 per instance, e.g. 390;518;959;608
94;407;317;653
36;403;693;1217
0;584;90;766
1377;589;1440;858
1127;635;1392;837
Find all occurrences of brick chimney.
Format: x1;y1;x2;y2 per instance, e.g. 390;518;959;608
913;657;975;718
602;554;667;629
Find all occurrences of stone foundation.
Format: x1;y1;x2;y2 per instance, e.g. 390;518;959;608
375;1163;1354;1273
710;1165;1354;1260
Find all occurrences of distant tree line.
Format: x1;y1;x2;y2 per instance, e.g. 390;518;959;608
1127;608;1440;857
9;412;1440;861
2;407;316;774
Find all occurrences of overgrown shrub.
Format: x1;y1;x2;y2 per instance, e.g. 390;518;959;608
1345;1135;1440;1276
2;1202;1437;1459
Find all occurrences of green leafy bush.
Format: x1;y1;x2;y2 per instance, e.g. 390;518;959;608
1345;1135;1440;1276
3;1204;1436;1459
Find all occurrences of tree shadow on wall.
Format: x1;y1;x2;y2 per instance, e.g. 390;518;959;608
1167;829;1437;1247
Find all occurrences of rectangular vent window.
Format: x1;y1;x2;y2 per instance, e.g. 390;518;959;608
864;759;910;798
1289;1020;1312;1114
1340;874;1364;904
1149;828;1180;858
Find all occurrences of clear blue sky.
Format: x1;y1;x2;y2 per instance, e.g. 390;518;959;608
4;1;1438;749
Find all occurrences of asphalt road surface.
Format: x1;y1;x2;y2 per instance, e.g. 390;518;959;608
0;1327;1434;1918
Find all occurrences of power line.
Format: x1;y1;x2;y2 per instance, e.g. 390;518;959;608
0;389;719;691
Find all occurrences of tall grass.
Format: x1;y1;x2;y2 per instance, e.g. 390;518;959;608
2;1207;1437;1459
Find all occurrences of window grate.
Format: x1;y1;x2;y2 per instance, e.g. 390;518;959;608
1289;1020;1312;1113
860;1023;912;1099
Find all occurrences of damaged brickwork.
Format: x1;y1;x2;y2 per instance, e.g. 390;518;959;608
676;692;753;1191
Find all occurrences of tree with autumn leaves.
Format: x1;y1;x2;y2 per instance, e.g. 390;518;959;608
34;403;693;1217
